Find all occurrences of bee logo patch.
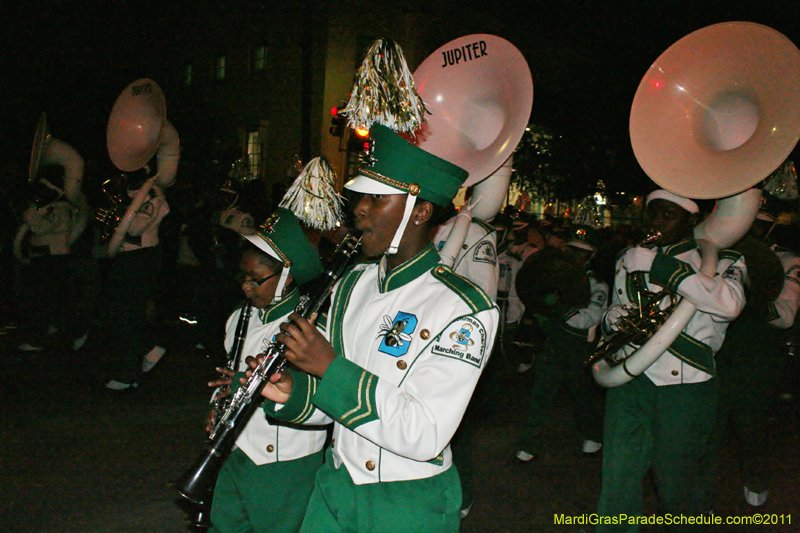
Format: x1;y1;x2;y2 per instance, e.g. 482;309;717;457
377;312;417;357
431;316;487;367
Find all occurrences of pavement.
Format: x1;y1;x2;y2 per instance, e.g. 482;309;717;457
1;320;799;533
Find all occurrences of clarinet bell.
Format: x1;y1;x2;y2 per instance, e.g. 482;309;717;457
188;502;213;530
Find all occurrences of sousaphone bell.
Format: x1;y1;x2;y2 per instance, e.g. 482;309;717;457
29;112;86;205
106;78;180;188
593;21;800;387
412;34;533;263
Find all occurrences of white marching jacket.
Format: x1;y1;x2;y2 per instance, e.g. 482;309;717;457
265;245;499;485
606;237;747;386
223;290;328;466
434;217;499;301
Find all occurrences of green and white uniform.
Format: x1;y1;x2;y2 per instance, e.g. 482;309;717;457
210;289;328;533
434;217;499;301
597;237;746;531
265;245;498;532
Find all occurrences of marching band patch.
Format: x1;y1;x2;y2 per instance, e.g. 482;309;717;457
473;241;497;265
377;312;418;357
431;316;487;368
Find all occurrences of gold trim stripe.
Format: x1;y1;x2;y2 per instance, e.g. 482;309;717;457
290;374;317;424
342;371;374;426
347;374;376;425
359;168;412;192
257;233;292;267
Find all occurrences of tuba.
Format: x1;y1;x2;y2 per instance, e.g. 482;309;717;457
592;22;800;387
103;79;180;256
29;112;91;245
411;34;533;264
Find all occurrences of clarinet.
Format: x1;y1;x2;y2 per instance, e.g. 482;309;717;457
209;300;253;429
174;233;361;507
185;300;254;530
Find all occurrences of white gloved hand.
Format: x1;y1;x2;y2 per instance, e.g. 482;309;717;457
622;246;657;273
604;305;629;332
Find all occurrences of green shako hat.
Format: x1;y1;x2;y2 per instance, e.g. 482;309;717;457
341;38;466;255
565;225;599;252
244;207;324;287
345;124;467;207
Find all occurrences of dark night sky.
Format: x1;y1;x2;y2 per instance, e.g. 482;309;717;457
2;0;800;192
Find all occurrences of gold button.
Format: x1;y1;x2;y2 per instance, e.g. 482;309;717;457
436;266;445;274
366;460;376;471
420;329;430;340
266;445;275;453
408;183;421;196
397;360;407;370
671;370;679;376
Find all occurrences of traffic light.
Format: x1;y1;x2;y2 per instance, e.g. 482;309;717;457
349;126;371;153
330;106;345;137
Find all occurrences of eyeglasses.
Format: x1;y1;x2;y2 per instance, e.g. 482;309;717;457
237;271;279;290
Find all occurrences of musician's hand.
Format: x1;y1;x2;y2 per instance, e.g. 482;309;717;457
623;247;657;273
243;355;294;404
207;367;234;389
604;305;629;332
204;409;215;434
276;314;336;378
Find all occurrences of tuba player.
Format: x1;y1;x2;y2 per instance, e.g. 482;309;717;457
596;190;747;530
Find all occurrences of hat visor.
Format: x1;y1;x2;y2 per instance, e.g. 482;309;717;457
243;234;283;263
567;241;596;252
344;174;405;195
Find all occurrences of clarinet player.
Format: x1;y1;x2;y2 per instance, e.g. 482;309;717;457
249;125;499;533
204;207;330;533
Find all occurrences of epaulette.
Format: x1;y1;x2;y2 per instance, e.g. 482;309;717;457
616;245;635;261
431;264;494;313
719;248;744;262
471;218;496;236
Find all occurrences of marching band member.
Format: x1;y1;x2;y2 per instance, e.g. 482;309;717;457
101;171;170;391
514;225;608;462
496;215;543;372
596;190;747;531
13;169;87;350
205;208;330;533
251;124;499;533
699;206;800;509
432;198;500;519
434;211;499;300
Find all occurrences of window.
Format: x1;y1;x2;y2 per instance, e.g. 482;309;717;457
183;64;193;87
247;131;261;179
215;55;227;81
252;45;268;73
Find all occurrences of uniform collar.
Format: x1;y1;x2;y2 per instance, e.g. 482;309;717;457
259;287;301;324
661;236;696;257
378;243;440;293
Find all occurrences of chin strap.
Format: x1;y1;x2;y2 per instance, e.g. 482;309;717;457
386;192;418;255
271;267;291;303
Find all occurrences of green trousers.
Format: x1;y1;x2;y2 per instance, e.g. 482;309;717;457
210;447;324;533
697;309;787;507
299;450;462;533
517;324;605;455
596;376;717;532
